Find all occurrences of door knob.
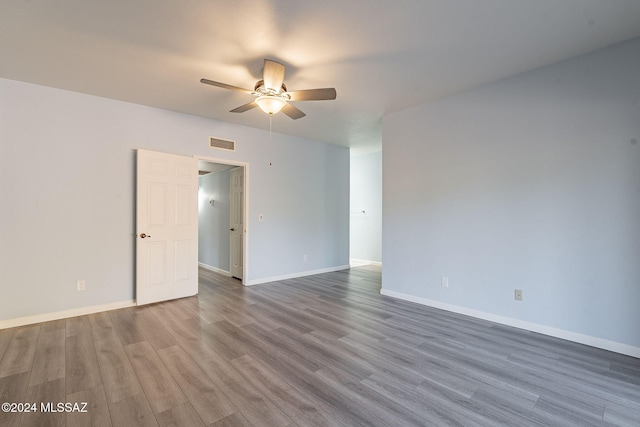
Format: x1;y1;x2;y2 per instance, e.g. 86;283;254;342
139;233;151;238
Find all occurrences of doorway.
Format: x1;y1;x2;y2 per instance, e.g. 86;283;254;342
196;158;247;285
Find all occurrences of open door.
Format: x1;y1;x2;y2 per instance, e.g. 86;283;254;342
136;149;198;305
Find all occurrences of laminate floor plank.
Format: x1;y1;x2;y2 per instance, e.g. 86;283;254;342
65;384;112;427
144;302;199;339
417;337;611;415
469;388;552;427
0;372;30;427
237;323;344;405
359;373;454;427
240;304;291;331
365;371;512;427
508;357;635;411
40;320;66;333
133;308;179;351
123;341;187;414
0;325;41;378
20;377;66;427
533;395;612;427
107;393;158;427
245;297;313;334
157;345;236;425
65;332;102;395
240;324;325;373
412;377;505;427
336;335;426;387
210;411;253;427
93;336;143;403
28;329;65;386
351;309;432;346
65;316;90;338
196;320;248;361
240;300;314;336
108;308;145;346
603;400;640;426
155;401;206;427
88;312;119;343
169;335;293;427
160;298;200;321
231;322;382;426
176;296;225;324
199;299;258;328
259;357;381;427
230;354;342;427
0;328;15;363
313;366;427;427
278;328;373;380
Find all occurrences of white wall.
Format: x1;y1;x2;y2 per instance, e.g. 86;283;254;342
198;170;231;273
0;78;349;322
382;38;640;353
350;150;382;263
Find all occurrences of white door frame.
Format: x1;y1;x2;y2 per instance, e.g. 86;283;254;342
195;155;249;285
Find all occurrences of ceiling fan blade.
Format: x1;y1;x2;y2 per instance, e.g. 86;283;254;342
287;88;337;101
281;102;306;120
200;78;253;94
263;60;285;91
230;101;257;113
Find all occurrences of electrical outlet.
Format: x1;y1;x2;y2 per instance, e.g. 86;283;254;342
441;276;449;287
303;254;308;262
514;289;523;301
77;280;86;291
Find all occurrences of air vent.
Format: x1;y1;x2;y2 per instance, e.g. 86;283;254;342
209;136;235;151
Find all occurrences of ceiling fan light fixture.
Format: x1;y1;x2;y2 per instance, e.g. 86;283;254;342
255;95;286;115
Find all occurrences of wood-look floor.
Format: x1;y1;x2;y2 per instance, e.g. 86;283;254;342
1;265;639;426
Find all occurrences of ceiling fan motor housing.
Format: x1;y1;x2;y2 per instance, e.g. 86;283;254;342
254;80;289;98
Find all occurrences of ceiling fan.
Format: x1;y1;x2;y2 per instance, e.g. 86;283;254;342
201;59;336;119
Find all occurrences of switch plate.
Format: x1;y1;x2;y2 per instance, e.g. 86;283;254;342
259;214;264;222
441;276;449;287
514;289;523;301
303;254;308;262
77;280;86;291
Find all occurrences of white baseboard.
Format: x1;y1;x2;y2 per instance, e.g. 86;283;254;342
380;288;640;359
198;262;231;276
0;300;137;330
350;258;382;267
245;264;351;286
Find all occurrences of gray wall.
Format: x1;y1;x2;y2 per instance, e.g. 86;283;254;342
198;170;231;272
350;150;382;263
0;78;349;321
382;38;640;350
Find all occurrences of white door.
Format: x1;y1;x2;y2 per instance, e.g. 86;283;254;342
229;167;244;279
136;149;198;305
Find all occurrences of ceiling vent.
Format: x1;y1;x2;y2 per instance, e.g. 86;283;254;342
209;136;235;151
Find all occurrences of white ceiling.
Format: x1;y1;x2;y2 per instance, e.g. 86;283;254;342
2;0;640;152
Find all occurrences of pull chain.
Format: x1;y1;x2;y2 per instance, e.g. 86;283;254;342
269;114;273;166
